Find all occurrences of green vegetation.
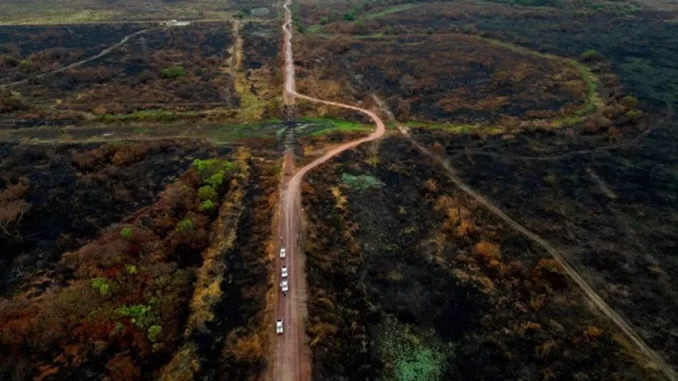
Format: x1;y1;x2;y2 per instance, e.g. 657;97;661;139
161;65;187;79
200;199;215;211
116;304;156;329
341;173;384;191
296;117;371;136
120;227;133;240
91;277;112;297
198;185;217;201
192;158;235;174
344;13;355;21
147;325;162;342
570;60;600;116
176;218;194;232
206;172;225;188
376;318;451;381
18;59;33;73
126;265;138;275
581;49;603;62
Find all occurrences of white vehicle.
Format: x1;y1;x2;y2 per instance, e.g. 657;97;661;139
276;319;284;335
280;279;289;293
280;247;286;259
281;266;288;278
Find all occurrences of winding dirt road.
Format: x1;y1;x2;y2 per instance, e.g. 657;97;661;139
273;1;386;380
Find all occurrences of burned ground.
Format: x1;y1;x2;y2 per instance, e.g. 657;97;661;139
296;33;587;123
0;142;273;381
301;137;660;381
411;116;678;366
0;21;282;129
0;141;229;294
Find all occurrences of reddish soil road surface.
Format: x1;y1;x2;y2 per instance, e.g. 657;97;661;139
272;1;386;381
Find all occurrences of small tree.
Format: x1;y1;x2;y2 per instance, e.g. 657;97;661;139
120;227;133;240
343;13;355;21
176;219;194;232
200;200;215;211
198;185;217;201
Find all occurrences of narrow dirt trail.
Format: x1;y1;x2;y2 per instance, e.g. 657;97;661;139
370;94;676;381
273;1;386;380
0;28;152;90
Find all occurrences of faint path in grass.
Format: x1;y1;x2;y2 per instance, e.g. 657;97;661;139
363;3;421;19
0;28;153;89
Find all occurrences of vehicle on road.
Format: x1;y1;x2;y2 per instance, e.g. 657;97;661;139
280;247;286;258
281;266;288;278
276;319;284;334
281;279;289;294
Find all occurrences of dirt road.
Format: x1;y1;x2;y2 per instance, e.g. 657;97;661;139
272;1;386;380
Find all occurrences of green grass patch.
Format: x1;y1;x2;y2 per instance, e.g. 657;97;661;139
376;318;452;381
161;66;187;79
341;173;384;191
296;117;371;136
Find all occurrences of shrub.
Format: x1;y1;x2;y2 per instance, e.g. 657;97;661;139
581;49;603;62
319;16;329;25
161;66;187;79
625;109;643;122
91;278;112;297
192;159;235;180
18;60;33;73
200;200;215;211
473;241;502;262
127;265;138;275
116;304;155;329
198;185;217;201
120;227;133;240
620;95;639;109
344;13;355;21
147;325;162;342
206;172;225;188
176;219;194;232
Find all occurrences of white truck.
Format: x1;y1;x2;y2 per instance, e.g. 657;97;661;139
280;279;289;294
276;319;284;335
281;266;288;278
280;247;286;258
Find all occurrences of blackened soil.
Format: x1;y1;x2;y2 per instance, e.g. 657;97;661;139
0;141;229;295
417;119;678;366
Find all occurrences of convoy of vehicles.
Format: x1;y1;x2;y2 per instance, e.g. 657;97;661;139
277;244;289;334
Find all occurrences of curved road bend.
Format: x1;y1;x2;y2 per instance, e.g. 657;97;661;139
273;1;386;381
